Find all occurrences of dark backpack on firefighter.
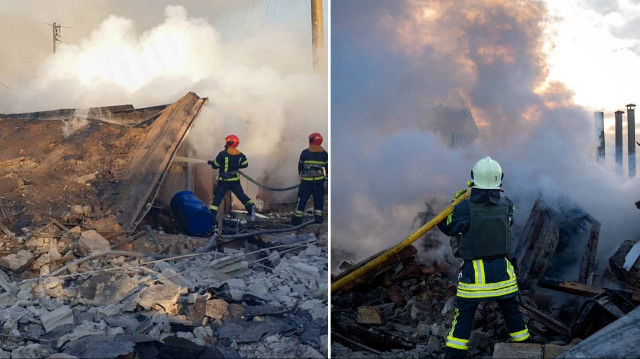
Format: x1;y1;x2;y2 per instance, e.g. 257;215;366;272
453;198;511;260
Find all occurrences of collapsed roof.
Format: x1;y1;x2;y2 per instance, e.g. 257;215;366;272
0;92;206;234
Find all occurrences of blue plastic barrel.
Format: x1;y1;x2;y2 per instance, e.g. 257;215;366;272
170;191;213;236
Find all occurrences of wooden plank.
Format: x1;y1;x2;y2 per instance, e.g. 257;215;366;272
108;92;207;231
520;302;571;337
0;157;24;168
538;278;640;303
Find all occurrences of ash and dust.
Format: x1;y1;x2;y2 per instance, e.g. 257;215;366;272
0;2;327;203
331;0;640;276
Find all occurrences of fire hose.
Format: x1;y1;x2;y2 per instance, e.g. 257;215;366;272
330;189;471;293
174;156;300;191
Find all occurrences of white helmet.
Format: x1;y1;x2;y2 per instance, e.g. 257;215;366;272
471;156;503;189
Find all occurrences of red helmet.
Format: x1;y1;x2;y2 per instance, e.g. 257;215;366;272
225;134;240;148
308;132;323;145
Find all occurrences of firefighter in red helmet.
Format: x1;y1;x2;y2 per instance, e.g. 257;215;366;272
292;132;328;224
207;134;255;224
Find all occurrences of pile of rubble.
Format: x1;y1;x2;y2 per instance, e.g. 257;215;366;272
0;213;328;359
331;243;584;358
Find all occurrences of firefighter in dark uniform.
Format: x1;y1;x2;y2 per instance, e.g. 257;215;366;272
292;132;328;225
438;156;530;359
207;134;255;224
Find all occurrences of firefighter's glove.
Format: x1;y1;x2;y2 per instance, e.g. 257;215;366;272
452;189;467;201
636;200;640;209
207;160;213;165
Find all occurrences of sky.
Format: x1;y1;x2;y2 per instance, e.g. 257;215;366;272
331;0;640;275
0;0;328;199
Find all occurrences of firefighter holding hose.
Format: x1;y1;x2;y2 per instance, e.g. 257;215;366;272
438;156;530;359
207;134;256;224
292;132;328;225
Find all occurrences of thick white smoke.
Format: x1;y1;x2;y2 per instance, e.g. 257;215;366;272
331;0;640;276
0;5;327;199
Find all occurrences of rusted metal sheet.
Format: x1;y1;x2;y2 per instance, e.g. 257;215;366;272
107;92;207;231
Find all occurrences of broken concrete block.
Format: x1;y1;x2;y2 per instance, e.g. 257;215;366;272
291;262;319;279
410;301;431;320
78;230;110;255
0;250;33;271
205;299;229;319
57;320;107;348
441;296;455;316
70;205;85;215
10;343;52;359
138;283;182;315
493;343;543;359
79;272;139;306
33;253;51;269
40;305;74;332
357;306;383;325
77;173;97;184
544;344;572;358
0;348;8;359
159;268;192;288
228;303;244;318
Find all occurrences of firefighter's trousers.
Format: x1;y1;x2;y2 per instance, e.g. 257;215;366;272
444;296;529;359
209;180;254;222
293;179;325;223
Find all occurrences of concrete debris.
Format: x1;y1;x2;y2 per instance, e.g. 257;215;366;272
493;343;543;359
78;272;139;306
40;305;74;332
0;250;33;271
205;298;229;319
357;306;383;325
77;230;110;255
10;344;53;359
0;187;327;358
138;283;183;315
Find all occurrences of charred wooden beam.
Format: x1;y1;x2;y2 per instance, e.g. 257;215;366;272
538;278;640;303
333;245;418;291
519;302;571;338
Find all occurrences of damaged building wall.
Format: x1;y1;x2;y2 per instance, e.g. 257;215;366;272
0;91;206;236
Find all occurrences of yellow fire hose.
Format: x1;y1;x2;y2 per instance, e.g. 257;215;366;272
331;189;471;293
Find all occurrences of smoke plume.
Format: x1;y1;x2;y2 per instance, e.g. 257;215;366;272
0;4;327;201
331;0;640;275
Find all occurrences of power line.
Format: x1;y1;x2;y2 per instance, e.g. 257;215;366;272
0;81;10;90
263;0;271;27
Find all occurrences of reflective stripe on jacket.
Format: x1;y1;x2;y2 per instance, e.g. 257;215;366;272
456;257;519;301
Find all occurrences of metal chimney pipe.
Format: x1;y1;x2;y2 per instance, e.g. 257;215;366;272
627;104;636;178
615;110;624;174
594;112;605;160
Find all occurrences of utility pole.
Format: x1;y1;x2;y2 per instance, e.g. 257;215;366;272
311;0;325;73
49;22;63;54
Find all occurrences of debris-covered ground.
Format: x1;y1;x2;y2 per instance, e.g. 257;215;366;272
330;225;639;359
0;207;328;359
